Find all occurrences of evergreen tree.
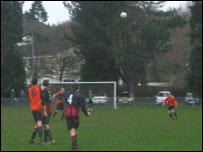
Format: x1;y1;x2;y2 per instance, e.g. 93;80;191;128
1;1;26;97
187;1;202;97
64;2;121;81
23;1;48;23
64;1;185;97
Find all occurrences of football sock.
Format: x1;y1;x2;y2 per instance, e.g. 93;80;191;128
71;135;78;147
52;112;57;118
173;112;178;119
31;128;38;140
44;130;48;142
61;112;64;120
47;129;53;141
169;113;174;119
38;127;42;141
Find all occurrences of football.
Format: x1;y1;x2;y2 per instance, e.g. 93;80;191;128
120;12;127;18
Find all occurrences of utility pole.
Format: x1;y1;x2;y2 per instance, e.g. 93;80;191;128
31;34;36;77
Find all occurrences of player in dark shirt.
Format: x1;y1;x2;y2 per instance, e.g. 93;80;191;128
60;83;91;151
41;80;55;145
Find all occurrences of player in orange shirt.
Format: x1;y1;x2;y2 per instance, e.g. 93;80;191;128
28;78;43;144
163;93;178;120
52;88;65;120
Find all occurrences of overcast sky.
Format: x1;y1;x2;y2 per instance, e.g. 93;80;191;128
23;1;189;26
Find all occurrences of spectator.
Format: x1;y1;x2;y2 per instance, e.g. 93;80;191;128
19;90;26;98
10;89;16;98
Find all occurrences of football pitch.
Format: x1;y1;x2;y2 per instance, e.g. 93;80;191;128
1;105;202;151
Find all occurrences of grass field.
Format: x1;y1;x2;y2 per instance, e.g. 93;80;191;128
1;105;202;151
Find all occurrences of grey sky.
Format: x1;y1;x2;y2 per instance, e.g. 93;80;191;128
23;1;189;26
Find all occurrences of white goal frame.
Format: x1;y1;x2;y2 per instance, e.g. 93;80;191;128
49;81;117;109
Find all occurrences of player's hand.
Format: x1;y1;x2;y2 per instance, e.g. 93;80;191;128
44;112;48;117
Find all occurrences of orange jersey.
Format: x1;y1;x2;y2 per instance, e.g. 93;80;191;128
163;96;178;107
53;91;64;104
28;85;42;111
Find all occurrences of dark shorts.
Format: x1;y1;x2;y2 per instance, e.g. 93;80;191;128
168;106;175;111
66;117;79;130
89;99;93;105
43;112;52;125
32;110;42;123
56;103;64;110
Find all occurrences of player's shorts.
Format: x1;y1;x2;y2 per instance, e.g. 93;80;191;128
32;110;42;123
56;103;64;110
66;117;79;130
168;106;175;111
89;99;93;104
43;112;52;125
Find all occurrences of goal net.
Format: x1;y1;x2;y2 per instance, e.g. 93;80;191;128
49;81;117;109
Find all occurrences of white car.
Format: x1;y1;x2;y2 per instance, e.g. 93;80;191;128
155;91;171;105
185;92;199;104
92;93;107;104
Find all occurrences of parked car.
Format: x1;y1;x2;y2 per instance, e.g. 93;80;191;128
118;91;134;105
155;91;171;105
185;92;199;104
92;93;107;104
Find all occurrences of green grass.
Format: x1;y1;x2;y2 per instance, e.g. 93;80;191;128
1;106;202;151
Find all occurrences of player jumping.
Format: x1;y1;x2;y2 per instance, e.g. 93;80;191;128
52;88;65;120
41;80;55;144
60;83;91;151
163;93;178;120
28;78;43;144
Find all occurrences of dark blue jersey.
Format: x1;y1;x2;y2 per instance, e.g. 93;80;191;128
42;87;52;112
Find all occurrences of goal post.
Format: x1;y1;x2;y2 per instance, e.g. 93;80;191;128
49;81;117;109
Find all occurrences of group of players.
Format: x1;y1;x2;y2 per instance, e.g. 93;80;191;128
28;77;178;151
28;78;91;151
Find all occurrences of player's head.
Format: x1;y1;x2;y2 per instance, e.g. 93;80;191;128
72;83;80;92
43;80;49;87
89;89;92;93
32;77;38;85
168;92;172;97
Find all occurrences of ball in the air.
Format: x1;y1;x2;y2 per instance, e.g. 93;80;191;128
120;12;127;18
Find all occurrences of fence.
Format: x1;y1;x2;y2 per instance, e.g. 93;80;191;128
1;97;202;109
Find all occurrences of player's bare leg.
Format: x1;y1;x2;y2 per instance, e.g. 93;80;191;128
61;112;64;120
172;109;178;119
29;124;38;144
70;128;80;151
52;109;58;119
29;121;42;144
44;125;55;144
37;121;43;144
168;110;174;120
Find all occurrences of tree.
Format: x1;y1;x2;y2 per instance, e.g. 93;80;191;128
64;1;185;97
64;2;122;81
39;48;80;82
187;1;202;96
1;1;26;97
23;1;48;23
